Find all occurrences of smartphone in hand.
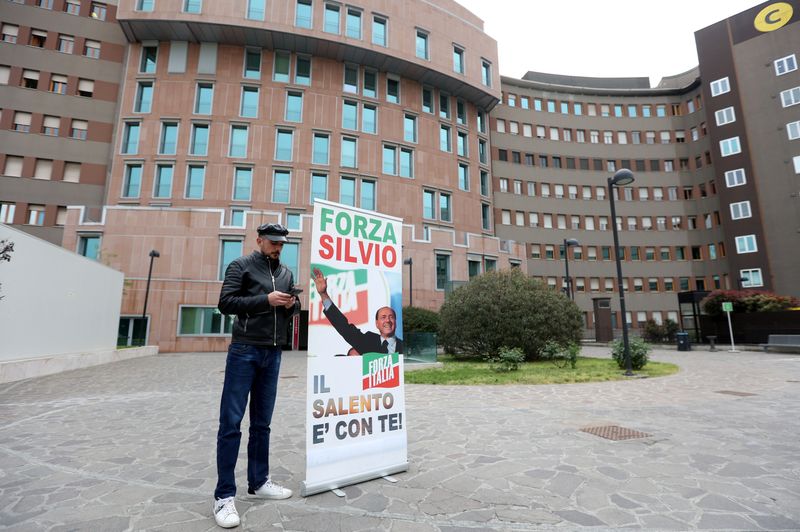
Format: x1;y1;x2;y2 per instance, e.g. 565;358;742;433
288;287;303;296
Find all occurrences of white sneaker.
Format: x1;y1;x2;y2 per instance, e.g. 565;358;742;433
248;478;292;499
213;496;240;528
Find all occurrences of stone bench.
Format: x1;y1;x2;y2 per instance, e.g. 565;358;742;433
760;334;800;352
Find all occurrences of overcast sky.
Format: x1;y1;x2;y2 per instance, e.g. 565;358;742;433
454;0;762;86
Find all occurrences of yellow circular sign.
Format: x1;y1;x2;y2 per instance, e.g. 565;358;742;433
754;2;793;32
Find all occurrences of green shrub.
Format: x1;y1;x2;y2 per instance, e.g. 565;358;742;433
701;289;799;317
486;346;525;372
402;306;440;333
438;269;583;360
540;340;580;369
642;319;679;343
611;337;651;371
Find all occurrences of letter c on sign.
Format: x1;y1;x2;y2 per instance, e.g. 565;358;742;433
754;2;793;32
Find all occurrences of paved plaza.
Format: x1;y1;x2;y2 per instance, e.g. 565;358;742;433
1;346;799;531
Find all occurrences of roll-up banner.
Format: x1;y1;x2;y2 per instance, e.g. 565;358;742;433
302;200;407;496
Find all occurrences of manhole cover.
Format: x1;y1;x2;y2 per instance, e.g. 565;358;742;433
580;425;651;441
715;390;757;396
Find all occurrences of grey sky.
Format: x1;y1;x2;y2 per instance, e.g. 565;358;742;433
454;1;762;86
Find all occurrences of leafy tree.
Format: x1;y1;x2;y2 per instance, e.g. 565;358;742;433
402;306;440;333
438;269;583;360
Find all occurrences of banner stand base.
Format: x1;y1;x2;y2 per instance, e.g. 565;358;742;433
301;462;408;497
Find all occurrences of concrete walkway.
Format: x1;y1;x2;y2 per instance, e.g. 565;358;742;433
1;346;799;531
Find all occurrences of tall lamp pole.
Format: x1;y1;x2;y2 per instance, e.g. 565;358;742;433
403;257;413;307
563;238;579;300
607;169;635;376
142;249;160;320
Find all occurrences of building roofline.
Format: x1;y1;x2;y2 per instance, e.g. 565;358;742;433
502;67;701;96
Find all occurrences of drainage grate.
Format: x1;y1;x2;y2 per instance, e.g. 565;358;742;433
715;390;757;397
580;425;652;441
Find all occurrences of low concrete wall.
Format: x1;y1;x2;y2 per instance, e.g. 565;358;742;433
0;346;159;384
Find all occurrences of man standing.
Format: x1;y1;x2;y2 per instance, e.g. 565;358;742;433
213;223;300;528
312;267;403;355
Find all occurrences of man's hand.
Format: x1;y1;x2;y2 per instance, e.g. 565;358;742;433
312;268;330;302
268;291;294;308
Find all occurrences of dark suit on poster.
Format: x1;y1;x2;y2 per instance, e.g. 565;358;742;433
324;301;404;355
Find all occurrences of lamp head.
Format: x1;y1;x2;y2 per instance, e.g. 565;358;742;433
149;250;160;258
565;238;579;247
610;168;635;187
403;258;413;265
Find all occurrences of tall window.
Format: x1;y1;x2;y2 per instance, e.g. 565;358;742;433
195;83;213;114
435;254;450;290
275;129;293;161
372;16;387;46
159;122;178;155
362;104;377;134
295;0;313;28
415;30;428;59
458;164;469;191
311;173;327;202
233;167;252;201
340;176;356;206
386;76;399;103
244;48;261;79
344;64;358;93
240;86;259;118
122;164;142;198
141;46;158;73
341;137;357;167
190;123;209;155
363;69;377;97
324;4;340;33
404;114;417;143
273;170;291;203
312;133;329;165
342;100;358;130
220;240;244;280
186;165;205;199
285;91;303;122
295;56;311;85
121;122;140;154
154;164;173;198
453;47;464;74
346;8;362;39
481;60;491;86
382;145;397;175
229;125;248;158
134;82;154;113
400;148;413;178
361;179;376;210
439;125;451;152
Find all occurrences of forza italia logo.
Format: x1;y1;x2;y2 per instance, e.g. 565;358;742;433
754;2;793;32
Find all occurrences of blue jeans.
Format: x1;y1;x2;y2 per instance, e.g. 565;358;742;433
215;343;282;500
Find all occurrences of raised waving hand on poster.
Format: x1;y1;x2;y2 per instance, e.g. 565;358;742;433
312;267;404;355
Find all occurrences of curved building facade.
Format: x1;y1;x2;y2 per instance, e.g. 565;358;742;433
57;0;523;351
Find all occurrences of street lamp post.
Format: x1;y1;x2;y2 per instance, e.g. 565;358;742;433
607;169;635;376
403;257;413;307
142;249;160;320
563;238;579;300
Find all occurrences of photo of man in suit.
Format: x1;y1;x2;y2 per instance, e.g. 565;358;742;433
312;268;403;355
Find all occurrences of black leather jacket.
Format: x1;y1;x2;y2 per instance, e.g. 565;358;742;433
218;251;300;347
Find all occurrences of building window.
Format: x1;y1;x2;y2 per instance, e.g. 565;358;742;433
295;55;311;85
154;164;173;198
382;145;397;175
715;106;735;126
84;39;101;59
229;125;249;158
141;46;158;73
295;0;313;28
122;164;142;198
453;47;464;74
195;83;213;114
134;81;154;113
775;54;797;76
244;48;261;79
25;205;45;226
435;254;451;290
179;307;233;336
787;120;800;140
312;133;329;165
346;8;362;39
720;137;741;156
780;87;800;107
136;0;154;12
372;16;387;46
90;2;108;19
362;103;377;134
275;129;294;161
481;203;490;230
183;0;201;14
70;119;88;140
360;179;375;210
343;64;358;93
219;240;244;280
481;60;491;86
0;203;16;224
458;163;469;191
311;172;328;202
740;268;763;288
232;167;252;201
159;122;178;155
724;168;746;188
49;74;68;94
730;201;751;220
340;176;356;206
415;30;428;59
386;75;400;103
324;3;340;33
190;123;209;155
710;77;729;96
42;115;60;136
1;24;18;44
363;69;377;97
240;86;259;118
186;165;205;199
439;125;451;152
735;234;757;254
340;136;357;167
13;111;32;133
55;34;73;53
273;51;290;82
65;0;81;14
457;131;468;156
399;148;413;178
285;91;303;122
121;122;140;154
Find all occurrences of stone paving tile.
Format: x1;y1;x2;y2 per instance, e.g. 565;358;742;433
1;347;800;530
